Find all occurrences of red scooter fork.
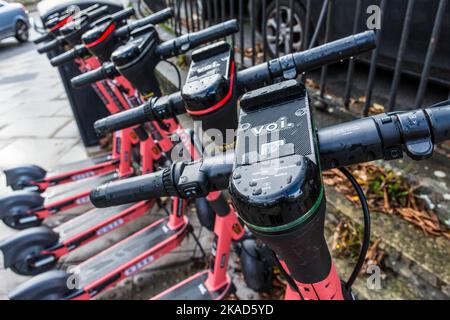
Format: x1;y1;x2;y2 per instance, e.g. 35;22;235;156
205;192;244;292
280;260;344;300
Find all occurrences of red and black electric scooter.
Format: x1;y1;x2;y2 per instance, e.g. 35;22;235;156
86;95;450;300
80;31;378;300
5;21;241;298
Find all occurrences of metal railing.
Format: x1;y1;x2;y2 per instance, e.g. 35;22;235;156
156;0;449;116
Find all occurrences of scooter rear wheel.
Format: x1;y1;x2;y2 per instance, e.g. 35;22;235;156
9;244;56;276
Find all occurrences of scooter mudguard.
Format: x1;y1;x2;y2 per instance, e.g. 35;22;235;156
4;165;47;189
0;191;44;219
240;238;274;292
9;270;71;300
0;226;59;268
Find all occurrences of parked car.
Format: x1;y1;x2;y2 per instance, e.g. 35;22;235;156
0;0;30;43
145;0;450;86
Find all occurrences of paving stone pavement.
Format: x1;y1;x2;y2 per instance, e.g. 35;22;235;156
0;25;91;299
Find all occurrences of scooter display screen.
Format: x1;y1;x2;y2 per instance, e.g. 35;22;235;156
230;80;321;229
182;41;237;138
235;80;316;165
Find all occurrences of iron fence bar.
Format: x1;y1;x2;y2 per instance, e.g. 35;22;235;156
303;0;311;51
319;0;333;99
189;0;195;31
239;0;244;68
301;0;329;83
221;0;226;21
194;0;202;30
206;0;212;27
262;0;267;61
387;0;415;111
415;0;448;108
343;0;362;109
362;0;387;117
214;0;219;25
184;0;190;33
275;0;280;57
308;0;330;49
251;0;256;65
176;0;182;36
289;0;294;53
230;0;235;47
171;0;176;30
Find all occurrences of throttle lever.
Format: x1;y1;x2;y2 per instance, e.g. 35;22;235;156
396;111;433;160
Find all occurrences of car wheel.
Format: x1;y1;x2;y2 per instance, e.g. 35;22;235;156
15;20;29;43
265;0;308;57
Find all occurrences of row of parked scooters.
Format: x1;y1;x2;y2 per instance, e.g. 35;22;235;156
1;3;449;300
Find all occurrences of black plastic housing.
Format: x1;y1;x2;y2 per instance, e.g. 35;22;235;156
182;41;237;140
82;20;121;63
230;80;321;229
111;29;161;97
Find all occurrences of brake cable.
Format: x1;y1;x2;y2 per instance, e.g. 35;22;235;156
339;167;371;292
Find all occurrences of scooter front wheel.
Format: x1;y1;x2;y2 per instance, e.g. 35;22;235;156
240;239;274;292
2;215;42;230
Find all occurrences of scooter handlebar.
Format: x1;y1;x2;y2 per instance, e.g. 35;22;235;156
33;32;53;44
90;170;168;207
92;102;450;207
90;151;235;207
94;92;185;134
70;62;118;88
94;106;149;135
156;19;239;59
318;103;450;168
36;36;64;54
115;7;174;39
50;44;87;66
237;31;376;92
424;102;450;144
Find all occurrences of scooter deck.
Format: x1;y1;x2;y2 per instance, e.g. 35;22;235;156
43;171;118;205
76;217;188;289
153;271;231;300
55;203;137;242
47;154;113;176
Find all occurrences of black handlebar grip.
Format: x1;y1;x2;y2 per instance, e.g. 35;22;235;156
33;32;52;44
157;19;239;59
317;118;389;170
132;7;173;29
237;31;376;92
425;103;450;144
85;5;109;20
90;170;167;207
94;91;186;134
110;6;135;22
71;63;118;88
115;7;174;39
94;105;150;135
293;30;376;73
50;44;87;66
71;67;105;88
37;36;63;54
